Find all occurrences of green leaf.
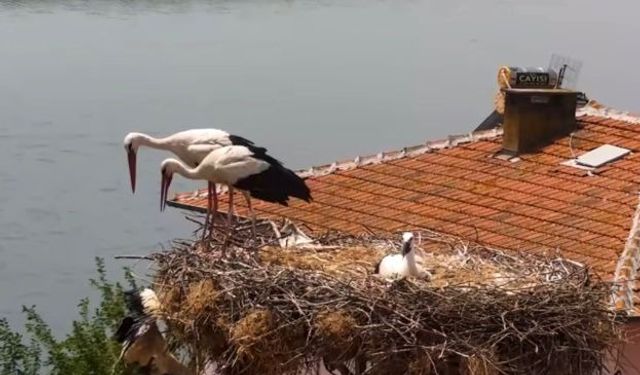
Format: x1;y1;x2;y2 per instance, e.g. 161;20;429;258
0;258;143;375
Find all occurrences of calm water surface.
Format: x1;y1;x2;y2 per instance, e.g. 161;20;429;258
1;0;639;334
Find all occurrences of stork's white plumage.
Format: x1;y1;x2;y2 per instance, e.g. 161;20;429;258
374;232;421;279
140;288;162;317
160;145;312;240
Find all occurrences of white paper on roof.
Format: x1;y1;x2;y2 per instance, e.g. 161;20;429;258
576;144;630;168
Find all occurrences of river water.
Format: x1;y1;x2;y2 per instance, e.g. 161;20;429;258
0;0;638;334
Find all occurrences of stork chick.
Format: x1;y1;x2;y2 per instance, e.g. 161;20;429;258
374;232;422;279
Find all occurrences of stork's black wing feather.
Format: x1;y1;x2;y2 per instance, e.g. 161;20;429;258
115;289;160;358
234;163;312;205
229;134;285;167
114;316;136;343
228;136;312;205
117;289;148;346
113;315;153;354
228;134;259;148
123;289;145;317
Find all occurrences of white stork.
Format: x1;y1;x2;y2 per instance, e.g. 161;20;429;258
115;288;191;375
123;129;266;236
160;145;312;240
374;232;422;279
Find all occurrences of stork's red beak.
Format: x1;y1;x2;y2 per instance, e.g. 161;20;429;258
160;172;173;212
127;149;137;193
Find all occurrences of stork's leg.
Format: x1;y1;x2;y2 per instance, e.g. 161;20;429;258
202;182;212;242
242;191;256;244
209;182;219;240
227;186;235;229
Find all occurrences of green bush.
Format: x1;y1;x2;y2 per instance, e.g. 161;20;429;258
0;257;143;375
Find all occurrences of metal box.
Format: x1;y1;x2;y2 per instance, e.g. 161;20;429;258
502;89;578;154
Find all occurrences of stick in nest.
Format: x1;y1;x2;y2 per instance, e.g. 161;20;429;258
142;226;624;375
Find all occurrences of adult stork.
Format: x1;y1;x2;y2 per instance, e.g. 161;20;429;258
124;129;266;236
123;129;265;193
160;144;311;241
114;288;191;375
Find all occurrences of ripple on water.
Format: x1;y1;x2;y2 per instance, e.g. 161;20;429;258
17;290;47;300
66;133;90;140
99;186;118;193
101;140;121;147
30;120;53;128
0;174;16;183
0;0;21;10
22;142;49;150
35;157;56;164
59;148;81;155
0;233;28;241
25;207;62;222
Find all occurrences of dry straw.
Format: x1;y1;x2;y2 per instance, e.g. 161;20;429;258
146;217;623;375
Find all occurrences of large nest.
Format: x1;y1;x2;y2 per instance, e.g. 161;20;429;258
147;218;623;375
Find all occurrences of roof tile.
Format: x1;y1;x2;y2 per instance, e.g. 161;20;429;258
169;103;640;313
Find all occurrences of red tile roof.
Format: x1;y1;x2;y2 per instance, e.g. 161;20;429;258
168;101;640;315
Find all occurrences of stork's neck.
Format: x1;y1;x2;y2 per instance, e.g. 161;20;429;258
167;159;203;180
134;133;172;150
404;248;419;273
